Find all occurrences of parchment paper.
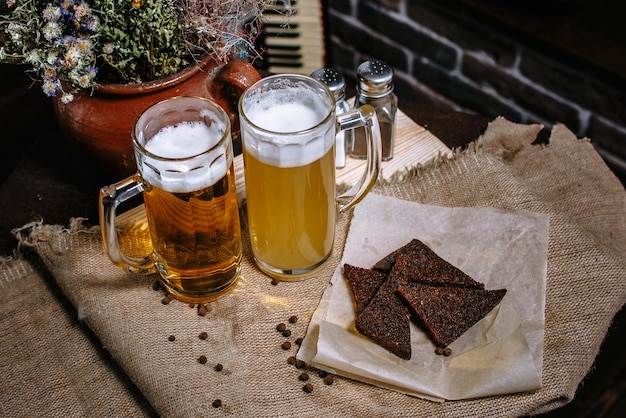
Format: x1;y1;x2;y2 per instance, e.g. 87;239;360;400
299;193;549;401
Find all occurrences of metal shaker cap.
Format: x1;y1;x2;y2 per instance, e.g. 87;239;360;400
310;68;346;101
357;60;394;97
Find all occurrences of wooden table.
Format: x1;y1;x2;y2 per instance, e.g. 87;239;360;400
0;66;622;416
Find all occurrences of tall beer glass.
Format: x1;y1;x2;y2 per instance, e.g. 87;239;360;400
99;96;242;303
239;74;382;281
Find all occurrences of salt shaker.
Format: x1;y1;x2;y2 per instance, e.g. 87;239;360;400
348;60;397;161
310;68;350;168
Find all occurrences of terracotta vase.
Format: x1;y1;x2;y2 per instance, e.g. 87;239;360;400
52;57;261;181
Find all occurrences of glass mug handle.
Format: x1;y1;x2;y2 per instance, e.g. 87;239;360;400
99;175;155;274
336;104;382;214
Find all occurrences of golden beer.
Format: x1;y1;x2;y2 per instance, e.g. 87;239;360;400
243;146;335;275
143;163;242;302
239;75;382;281
100;97;243;303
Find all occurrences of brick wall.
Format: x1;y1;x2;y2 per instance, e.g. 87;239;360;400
324;0;626;185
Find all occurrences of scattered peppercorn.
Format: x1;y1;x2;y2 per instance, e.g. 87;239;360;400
276;323;286;332
323;375;335;385
288;315;298;324
212;399;222;408
198;355;208;364
303;383;313;393
295;359;305;369
271;278;279;286
295;337;303;345
168;335;175;342
443;347;452;356
298;372;309;381
282;329;292;337
318;370;328;378
287;356;296;365
435;347;445;355
152;280;161;291
199;332;208;340
189;303;196;308
281;341;291;350
161;294;173;305
214;363;223;372
197;304;208;316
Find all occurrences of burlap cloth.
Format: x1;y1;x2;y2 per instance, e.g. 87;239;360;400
2;117;625;417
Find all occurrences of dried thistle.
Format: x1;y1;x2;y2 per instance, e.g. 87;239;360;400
183;0;295;63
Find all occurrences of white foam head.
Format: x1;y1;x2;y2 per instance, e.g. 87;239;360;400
242;78;335;168
140;120;230;193
246;87;327;133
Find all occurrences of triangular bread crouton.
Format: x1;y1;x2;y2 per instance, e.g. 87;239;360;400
343;263;388;315
354;260;412;360
345;238;507;358
372;239;426;274
397;285;507;348
375;239;484;289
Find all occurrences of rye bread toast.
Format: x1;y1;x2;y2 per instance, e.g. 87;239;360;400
398;285;507;347
374;239;484;289
345;238;506;358
343;263;388;315
354;260;412;360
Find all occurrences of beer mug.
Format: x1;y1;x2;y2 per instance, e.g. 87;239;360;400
239;74;382;281
99;97;242;303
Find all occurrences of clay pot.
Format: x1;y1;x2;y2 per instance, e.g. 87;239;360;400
52;57;261;181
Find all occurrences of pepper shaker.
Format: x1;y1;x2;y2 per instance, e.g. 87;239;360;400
348;60;397;161
310;68;350;168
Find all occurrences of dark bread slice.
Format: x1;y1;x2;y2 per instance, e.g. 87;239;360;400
399;253;484;289
354;260;412;360
343;263;388;314
398;285;507;347
372;239;425;274
374;239;484;290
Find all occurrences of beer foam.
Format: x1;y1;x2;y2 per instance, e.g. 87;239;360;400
243;90;333;168
245;88;327;133
146;121;222;158
250;102;322;133
141;121;229;193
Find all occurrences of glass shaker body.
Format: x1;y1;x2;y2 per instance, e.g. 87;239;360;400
348;61;397;161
